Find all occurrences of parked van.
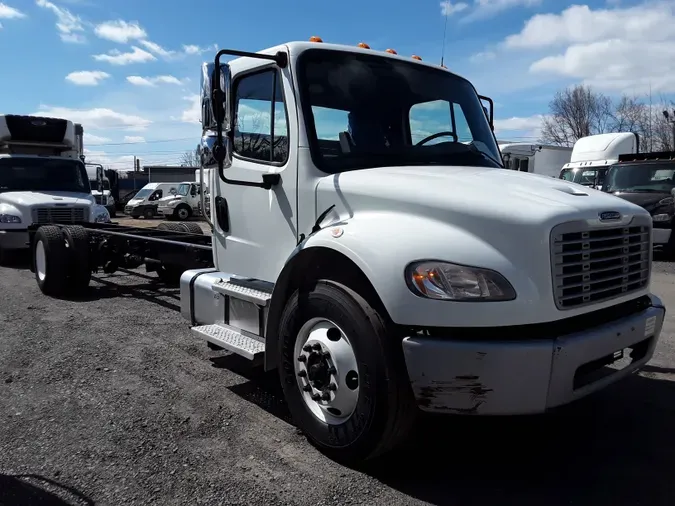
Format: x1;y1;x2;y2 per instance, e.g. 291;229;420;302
124;182;177;219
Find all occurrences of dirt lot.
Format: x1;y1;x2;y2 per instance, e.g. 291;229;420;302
1;234;675;505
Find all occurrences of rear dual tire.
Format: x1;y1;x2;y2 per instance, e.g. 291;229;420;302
34;225;91;297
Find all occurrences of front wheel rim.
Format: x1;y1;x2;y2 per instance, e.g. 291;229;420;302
178;209;188;219
35;240;47;281
294;318;360;425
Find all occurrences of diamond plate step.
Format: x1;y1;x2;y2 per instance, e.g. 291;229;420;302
212;278;272;306
191;324;265;360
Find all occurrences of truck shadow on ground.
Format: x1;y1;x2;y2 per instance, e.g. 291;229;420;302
0;474;94;506
220;358;675;506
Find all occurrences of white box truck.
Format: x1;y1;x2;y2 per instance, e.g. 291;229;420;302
500;142;572;177
27;40;665;463
0;114;110;262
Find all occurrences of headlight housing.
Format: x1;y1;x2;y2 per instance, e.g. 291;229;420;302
0;213;21;224
652;213;671;222
92;205;111;223
406;261;516;302
658;197;674;206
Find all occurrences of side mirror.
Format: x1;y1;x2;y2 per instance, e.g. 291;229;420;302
478;94;494;131
200;61;233;170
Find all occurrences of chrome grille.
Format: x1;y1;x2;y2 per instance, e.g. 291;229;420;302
33;207;87;224
551;217;651;309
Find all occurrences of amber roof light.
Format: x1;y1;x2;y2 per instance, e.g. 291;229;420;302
309;36;323;42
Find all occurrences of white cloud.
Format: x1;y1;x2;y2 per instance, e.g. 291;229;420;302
93;46;156;65
470;0;540;18
138;39;175;58
182;43;218;55
0;3;25;19
84;132;111;144
35;0;85;43
33;106;151;131
94;19;146;43
126;75;182;87
180;94;200;124
504;1;675;93
440;1;468;15
469;51;496;63
494;115;544;140
123;135;145;143
65;70;110;86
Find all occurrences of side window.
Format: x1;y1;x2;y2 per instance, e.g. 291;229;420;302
233;69;289;163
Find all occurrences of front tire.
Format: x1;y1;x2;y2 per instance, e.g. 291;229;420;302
173;205;191;221
278;280;416;463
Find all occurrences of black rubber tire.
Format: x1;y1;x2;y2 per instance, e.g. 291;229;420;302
277;280;417;463
173;205;192;221
156;222;186;285
34;226;69;297
143;208;154;219
157;222;184;232
178;222;203;235
61;225;91;295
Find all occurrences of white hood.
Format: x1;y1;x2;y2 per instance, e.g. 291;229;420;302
0;190;94;208
316;165;645;229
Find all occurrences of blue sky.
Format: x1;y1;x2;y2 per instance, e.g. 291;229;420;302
0;0;673;169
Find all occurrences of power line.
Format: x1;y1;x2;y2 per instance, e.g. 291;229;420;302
87;136;196;147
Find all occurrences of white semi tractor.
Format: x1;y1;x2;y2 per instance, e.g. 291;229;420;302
28;40;665;463
0;114;110;262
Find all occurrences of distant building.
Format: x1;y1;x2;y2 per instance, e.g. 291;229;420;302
144;165;199;183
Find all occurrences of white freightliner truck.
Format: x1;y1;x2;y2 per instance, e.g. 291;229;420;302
28;40;665;463
0;114;110;262
156;180;206;220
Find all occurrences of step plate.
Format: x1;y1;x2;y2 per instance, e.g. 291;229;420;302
191;324;264;360
212;279;272;306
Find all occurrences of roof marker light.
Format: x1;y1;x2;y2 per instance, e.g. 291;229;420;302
411;55;422;61
357;42;370;49
385;48;397;54
309;36;323;43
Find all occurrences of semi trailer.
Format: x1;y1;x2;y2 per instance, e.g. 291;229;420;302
28;39;665;463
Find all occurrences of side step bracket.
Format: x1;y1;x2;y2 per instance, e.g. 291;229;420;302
191;323;264;360
212;278;272;306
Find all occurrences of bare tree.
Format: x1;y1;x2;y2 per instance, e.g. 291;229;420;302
180;147;200;167
540;85;614;146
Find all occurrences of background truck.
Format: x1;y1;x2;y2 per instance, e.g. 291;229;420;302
86;163;116;217
559;132;640;189
499;142;572;177
27;40;665;463
124;182;177;218
156;181;207;221
0;114;109;262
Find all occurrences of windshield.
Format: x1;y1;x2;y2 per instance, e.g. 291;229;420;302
177;183;190;196
134;188;152;199
297;49;502;173
0;157;89;193
89;179;111;191
560;168;607;186
605;163;675;193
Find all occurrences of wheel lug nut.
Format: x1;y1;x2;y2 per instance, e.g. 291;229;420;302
297;355;307;362
328;383;337;391
297;370;307;378
321;392;331;401
312;343;322;351
311;394;321;401
303;384;312;392
302;344;312;352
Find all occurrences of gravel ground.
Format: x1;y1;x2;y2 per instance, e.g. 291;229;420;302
1;246;675;505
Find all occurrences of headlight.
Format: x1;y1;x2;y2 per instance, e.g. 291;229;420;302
406;261;516;302
0;213;21;224
652;213;671;222
658;197;674;206
94;212;110;223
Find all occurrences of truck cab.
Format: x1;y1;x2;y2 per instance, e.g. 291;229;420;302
0;114;110;261
175;40;665;462
559;132;640;190
157;181;205;221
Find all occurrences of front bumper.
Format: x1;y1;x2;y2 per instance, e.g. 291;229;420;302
0;229;29;250
402;294;665;415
